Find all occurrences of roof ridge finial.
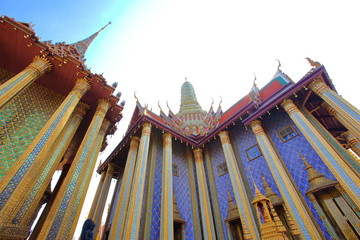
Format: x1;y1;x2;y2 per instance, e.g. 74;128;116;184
158;101;163;112
134;91;139;104
71;21;111;59
98;21;111;34
305;57;321;68
275;59;281;70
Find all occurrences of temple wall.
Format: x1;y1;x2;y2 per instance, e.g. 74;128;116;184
149;137;195;239
172;141;195;239
230;111;334;239
150;134;163;239
0;67;15;84
207;139;234;240
0;68;64;179
263;111;334;239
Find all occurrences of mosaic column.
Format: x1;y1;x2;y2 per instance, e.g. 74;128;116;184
0;56;52;109
108;136;140;239
282;99;360;209
0;80;90;238
29;164;71;240
88;171;107;220
322;102;360;140
341;131;360;157
193;148;216;240
93;164;115;239
186;149;202;240
309;78;360;138
102;168;124;240
123;123;152;240
22;102;90;225
218;131;260;240
250;120;323;239
203;148;226;240
160;133;173;240
36;99;111;240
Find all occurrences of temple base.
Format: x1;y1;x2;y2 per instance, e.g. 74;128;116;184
0;223;30;240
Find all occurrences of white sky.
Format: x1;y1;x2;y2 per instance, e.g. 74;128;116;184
62;0;360;238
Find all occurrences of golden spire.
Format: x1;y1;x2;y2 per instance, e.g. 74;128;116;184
262;176;283;206
300;153;337;194
225;191;239;221
71;22;111;58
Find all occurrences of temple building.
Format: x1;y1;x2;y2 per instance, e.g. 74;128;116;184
0;16;124;239
94;60;360;239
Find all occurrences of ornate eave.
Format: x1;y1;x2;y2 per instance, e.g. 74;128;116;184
0;15;123;142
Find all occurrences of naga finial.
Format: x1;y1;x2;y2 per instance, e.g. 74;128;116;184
305;57;321;68
218;96;222;109
158;101;163;112
275;59;281;70
134;91;139;103
253;73;257;86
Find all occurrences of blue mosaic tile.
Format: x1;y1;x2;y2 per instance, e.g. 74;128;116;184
172;140;195;239
263;112;333;239
208;140;233;240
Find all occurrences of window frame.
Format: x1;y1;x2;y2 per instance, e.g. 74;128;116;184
217;161;229;177
277;124;298;143
172;163;180;177
245;144;262;161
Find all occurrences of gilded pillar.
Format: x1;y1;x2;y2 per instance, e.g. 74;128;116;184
186;149;202;240
309;78;360;138
341;131;360;157
88;171;107;220
250;120;323;239
282;99;360;209
36;99;111;240
0;56;52;109
108;136;140;239
322;102;360;140
123;123;152;240
0;88;90;238
306;194;340;239
102;168;124;240
93;164;115;239
193;148;217;240
203;148;226;240
160;133;173;240
218;131;260;240
29;164;71;240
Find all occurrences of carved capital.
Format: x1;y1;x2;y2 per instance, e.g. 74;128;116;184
321;102;337;116
250;120;265;136
162;133;172;147
28;55;53;75
100;171;107;181
193;148;203;162
281;99;299;115
96;99;111;117
107;163;116;175
308;77;328;95
141;122;152;136
71;78;91;97
99;119;111;135
129;137;140;150
219;131;231;144
73;101;90;118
